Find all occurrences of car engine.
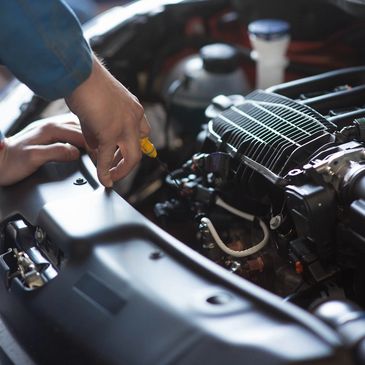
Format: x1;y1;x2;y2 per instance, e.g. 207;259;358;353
145;67;365;306
147;66;365;309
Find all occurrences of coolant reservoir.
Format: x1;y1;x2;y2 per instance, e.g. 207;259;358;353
248;19;290;89
164;43;249;132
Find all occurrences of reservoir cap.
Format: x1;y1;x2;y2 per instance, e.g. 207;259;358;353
200;43;239;73
248;19;290;41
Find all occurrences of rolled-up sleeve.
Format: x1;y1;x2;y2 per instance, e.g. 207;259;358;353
0;0;93;100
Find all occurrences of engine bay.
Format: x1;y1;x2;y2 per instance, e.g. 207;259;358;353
2;0;365;364
112;0;365;312
145;68;365;308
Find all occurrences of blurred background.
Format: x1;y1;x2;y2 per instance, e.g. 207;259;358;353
65;0;133;23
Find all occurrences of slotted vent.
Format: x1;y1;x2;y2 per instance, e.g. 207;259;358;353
209;90;333;182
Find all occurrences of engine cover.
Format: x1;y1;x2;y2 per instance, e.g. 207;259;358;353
207;90;335;186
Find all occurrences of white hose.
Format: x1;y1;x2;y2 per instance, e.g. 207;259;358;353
200;197;270;258
216;196;255;222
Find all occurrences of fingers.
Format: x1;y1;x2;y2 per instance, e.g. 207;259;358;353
22;114;150;188
14;120;85;150
106;115;150;184
29;143;80;166
96;143;116;187
139;114;151;138
108;114;150;182
86;144;98;164
96;112;147;186
109;138;141;182
112;148;123;167
1;118;86;186
36;122;85;148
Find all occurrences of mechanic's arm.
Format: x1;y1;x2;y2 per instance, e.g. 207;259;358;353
0;0;150;187
65;55;150;187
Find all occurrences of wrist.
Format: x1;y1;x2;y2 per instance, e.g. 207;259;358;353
65;55;106;116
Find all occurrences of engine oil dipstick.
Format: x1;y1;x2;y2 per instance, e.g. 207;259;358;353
139;137;158;158
139;137;180;188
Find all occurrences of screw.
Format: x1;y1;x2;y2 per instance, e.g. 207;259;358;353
74;178;87;186
206;292;232;305
199;222;209;233
202;242;215;250
35;227;45;243
270;215;282;230
19;102;30;112
150;251;164;260
230;261;241;273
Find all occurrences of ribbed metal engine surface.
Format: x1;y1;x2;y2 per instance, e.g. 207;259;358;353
209;90;334;182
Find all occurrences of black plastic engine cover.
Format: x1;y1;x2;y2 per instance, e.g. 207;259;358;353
207;90;334;187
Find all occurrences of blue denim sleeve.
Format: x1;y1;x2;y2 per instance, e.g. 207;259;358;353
0;0;93;100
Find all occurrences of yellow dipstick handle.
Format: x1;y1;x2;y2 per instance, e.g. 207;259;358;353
140;137;157;158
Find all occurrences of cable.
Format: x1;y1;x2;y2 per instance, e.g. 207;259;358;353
215;196;255;222
200;196;270;258
201;217;269;258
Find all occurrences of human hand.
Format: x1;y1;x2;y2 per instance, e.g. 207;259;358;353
0;119;85;186
65;55;150;188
